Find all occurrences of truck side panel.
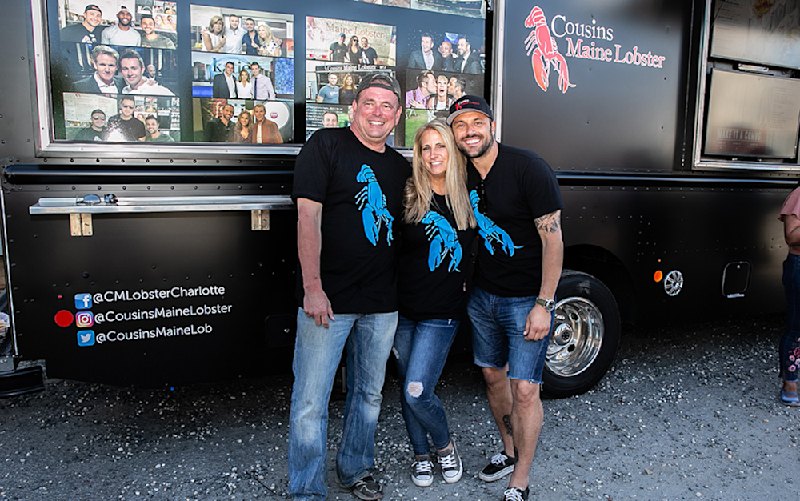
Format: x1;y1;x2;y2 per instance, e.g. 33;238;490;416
561;180;791;324
500;0;691;173
4;177;298;387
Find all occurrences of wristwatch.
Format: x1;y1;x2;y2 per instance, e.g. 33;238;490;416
535;298;556;312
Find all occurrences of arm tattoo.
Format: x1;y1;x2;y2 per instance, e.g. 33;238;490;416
535;211;561;234
502;414;513;436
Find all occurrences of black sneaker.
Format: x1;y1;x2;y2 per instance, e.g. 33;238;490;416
478;450;516;482
351;475;382;500
503;486;529;501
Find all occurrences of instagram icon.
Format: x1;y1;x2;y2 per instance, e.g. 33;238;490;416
75;311;94;328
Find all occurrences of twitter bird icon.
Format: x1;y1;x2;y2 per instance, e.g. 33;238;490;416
77;330;95;347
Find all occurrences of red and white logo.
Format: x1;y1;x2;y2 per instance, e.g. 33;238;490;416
524;6;575;93
454;100;481;111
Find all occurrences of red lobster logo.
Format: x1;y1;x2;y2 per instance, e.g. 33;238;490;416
525;6;575;93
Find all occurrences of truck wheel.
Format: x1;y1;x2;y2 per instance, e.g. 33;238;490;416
543;271;620;398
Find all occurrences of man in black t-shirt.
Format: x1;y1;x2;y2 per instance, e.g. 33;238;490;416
74;109;106;141
328;33;347;62
289;73;408;501
60;4;104;44
204;104;234;142
448;96;563;501
104;96;145;142
360;37;378;65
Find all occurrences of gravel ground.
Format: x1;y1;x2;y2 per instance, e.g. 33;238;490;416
1;313;798;500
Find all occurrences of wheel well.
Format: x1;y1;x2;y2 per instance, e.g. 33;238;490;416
563;244;636;325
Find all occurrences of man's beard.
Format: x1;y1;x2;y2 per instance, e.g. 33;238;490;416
457;133;494;159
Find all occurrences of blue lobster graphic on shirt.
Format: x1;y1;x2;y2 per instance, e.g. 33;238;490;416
422;211;462;272
470;189;519;256
355;164;394;246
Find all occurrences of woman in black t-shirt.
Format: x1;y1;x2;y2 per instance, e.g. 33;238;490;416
344;35;363;64
339;74;357;105
394;120;475;488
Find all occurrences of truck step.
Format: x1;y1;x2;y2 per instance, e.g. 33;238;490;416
0;366;44;397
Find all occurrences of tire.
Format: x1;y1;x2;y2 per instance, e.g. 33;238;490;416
543;270;621;398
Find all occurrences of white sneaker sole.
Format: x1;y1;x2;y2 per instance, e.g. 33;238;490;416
442;458;463;483
478;464;514;482
411;475;433;487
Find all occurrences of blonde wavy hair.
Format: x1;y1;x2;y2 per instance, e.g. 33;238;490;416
404;119;475;230
208;15;224;33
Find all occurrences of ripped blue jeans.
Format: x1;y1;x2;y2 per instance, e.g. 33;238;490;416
393;315;459;456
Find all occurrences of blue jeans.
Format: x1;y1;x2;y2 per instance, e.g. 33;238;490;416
393;316;459;456
288;308;398;500
468;286;553;383
781;254;800;383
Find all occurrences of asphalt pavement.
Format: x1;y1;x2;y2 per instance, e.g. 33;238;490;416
1;312;797;500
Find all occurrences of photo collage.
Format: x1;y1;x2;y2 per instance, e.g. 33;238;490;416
189;5;294;144
400;30;484;146
52;0;484;146
305;18;484;146
57;0;181;142
304;16;397;140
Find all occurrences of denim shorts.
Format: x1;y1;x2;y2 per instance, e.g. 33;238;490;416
467;286;553;383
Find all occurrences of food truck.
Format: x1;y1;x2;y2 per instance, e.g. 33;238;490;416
1;0;798;397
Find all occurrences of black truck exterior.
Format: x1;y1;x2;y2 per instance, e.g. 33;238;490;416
0;0;798;397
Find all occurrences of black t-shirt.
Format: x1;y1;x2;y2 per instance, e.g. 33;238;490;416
397;192;475;321
105;116;146;142
329;42;347;62
292;128;411;313
344;48;363;64
74;127;104;142
60;23;104;44
467;143;562;297
362;47;378;65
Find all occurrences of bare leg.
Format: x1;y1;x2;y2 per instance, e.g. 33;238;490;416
482;365;515;457
507;379;543;490
784;379;798;393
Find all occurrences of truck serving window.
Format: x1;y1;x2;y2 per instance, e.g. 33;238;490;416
37;0;487;155
695;0;800;170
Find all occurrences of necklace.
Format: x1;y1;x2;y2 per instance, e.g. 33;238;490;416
430;191;445;213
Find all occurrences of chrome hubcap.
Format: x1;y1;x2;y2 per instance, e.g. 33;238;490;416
546;297;604;377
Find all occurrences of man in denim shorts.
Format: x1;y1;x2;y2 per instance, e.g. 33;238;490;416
448;96;563;501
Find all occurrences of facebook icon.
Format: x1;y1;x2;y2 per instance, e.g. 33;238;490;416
74;293;92;310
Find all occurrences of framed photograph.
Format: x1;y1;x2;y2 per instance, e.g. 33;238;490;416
189;6;294;57
63;92;180;142
58;0;178;49
306;16;396;66
192;98;293;144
